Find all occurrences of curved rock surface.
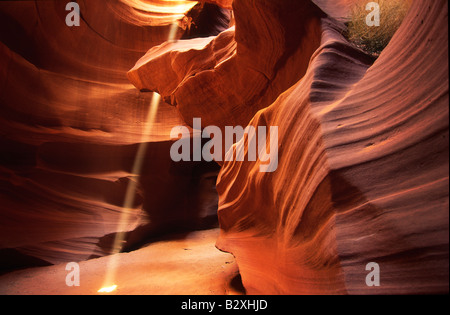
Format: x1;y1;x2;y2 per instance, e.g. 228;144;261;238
0;0;220;268
0;0;448;295
129;0;326;129
203;0;233;10
216;0;448;294
128;0;448;294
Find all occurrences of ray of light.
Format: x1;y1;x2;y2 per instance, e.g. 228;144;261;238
99;93;161;293
99;19;180;293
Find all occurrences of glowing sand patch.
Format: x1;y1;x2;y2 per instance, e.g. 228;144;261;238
98;285;118;293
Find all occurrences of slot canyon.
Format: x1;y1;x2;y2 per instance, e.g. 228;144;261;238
0;0;448;296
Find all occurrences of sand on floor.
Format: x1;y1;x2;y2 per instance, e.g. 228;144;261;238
0;229;243;295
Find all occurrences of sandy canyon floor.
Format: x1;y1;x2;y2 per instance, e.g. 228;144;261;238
0;229;243;295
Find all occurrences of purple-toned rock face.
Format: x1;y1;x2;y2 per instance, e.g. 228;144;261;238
0;0;448;295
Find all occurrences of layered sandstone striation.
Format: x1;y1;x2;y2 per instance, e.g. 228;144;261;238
216;0;449;294
0;0;221;268
128;0;326;129
129;0;449;294
0;0;448;295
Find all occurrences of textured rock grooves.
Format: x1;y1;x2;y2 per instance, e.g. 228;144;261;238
216;0;449;294
129;0;448;294
0;0;221;268
0;0;448;295
128;0;326;130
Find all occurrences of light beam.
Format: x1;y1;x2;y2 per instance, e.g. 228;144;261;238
99;20;180;293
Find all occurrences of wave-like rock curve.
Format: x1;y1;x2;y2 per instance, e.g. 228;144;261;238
0;0;220;268
215;0;449;294
128;0;449;294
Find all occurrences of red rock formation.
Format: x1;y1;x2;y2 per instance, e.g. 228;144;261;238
216;0;449;294
128;0;448;294
129;0;326;130
181;2;232;39
0;0;448;295
0;0;220;268
312;0;355;20
203;0;233;10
